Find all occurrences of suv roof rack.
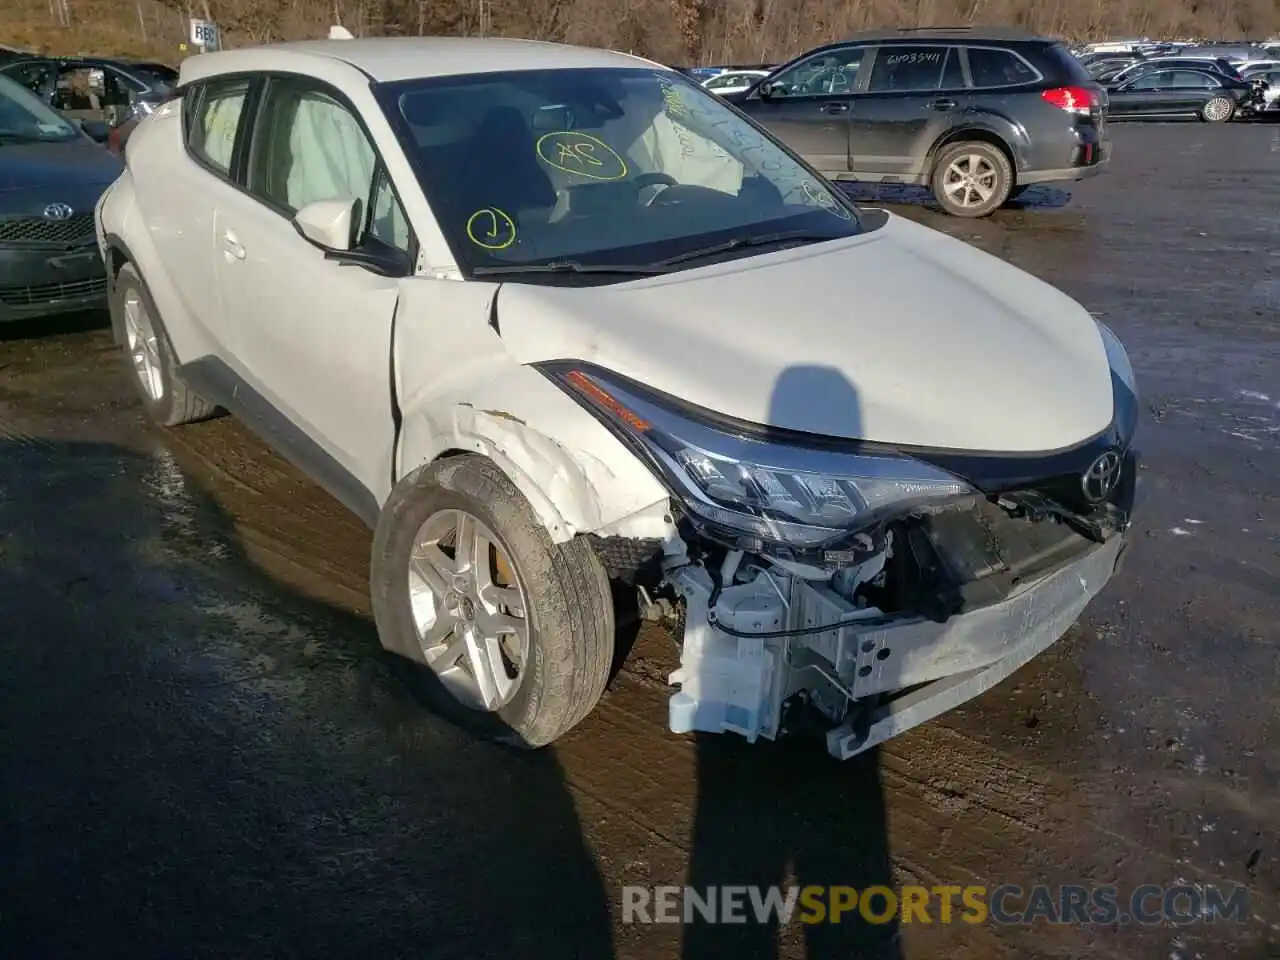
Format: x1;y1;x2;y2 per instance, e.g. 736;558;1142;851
845;26;1055;42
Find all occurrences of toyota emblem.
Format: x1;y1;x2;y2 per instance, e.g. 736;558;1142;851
43;203;74;221
1081;450;1122;504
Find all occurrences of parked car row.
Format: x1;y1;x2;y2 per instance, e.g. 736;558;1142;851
1074;41;1279;120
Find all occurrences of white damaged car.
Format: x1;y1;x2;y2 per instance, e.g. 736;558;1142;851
97;37;1138;760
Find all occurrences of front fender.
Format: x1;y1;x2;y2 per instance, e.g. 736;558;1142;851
394;279;670;544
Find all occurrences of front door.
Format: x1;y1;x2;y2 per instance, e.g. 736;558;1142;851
849;44;964;179
736;46;868;175
213;76;415;510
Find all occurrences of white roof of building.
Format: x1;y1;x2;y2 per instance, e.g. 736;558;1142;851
179;36;665;85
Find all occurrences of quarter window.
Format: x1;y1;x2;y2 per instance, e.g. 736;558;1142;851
188;77;249;175
867;46;948;93
966;48;1039;88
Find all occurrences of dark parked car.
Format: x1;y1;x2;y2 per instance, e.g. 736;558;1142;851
1106;56;1244;85
728;27;1110;217
1103;68;1257;122
0;55;175;130
0;73;122;322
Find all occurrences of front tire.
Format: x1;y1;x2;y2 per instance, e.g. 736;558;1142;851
113;262;218;426
1200;96;1234;123
371;454;614;748
931;141;1013;217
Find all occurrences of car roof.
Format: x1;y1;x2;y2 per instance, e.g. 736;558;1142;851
843;26;1057;43
179;37;666;85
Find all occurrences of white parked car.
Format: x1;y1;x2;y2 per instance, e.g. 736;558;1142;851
96;37;1139;760
701;69;770;96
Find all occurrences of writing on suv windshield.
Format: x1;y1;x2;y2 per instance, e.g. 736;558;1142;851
377;67;861;276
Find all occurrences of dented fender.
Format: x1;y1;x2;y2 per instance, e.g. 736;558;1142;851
391;279;669;543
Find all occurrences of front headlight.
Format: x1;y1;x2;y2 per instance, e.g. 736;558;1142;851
547;365;976;551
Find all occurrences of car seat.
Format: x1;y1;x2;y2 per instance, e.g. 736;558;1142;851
459;105;557;217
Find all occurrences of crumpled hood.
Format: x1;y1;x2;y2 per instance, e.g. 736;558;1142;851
494;212;1114;454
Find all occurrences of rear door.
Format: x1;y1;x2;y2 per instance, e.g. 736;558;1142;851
734;45;867;175
847;44;962;179
1165;70;1225;110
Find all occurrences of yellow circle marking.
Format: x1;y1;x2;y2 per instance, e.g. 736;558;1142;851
535;131;628;181
466;207;517;250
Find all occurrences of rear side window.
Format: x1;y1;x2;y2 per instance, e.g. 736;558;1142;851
966;48;1039;88
188;77;250;175
1169;71;1219;88
1041;41;1096;85
868;46;947;92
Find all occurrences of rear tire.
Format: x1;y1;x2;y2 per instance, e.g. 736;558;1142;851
930;141;1013;217
1200;96;1234;123
371;454;615;748
113;262;218;426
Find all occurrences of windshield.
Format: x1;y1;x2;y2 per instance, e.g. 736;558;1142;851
0;71;79;141
376;67;861;276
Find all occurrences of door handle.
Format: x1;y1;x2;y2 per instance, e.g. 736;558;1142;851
820;102;849;114
222;230;245;261
930;98;957;111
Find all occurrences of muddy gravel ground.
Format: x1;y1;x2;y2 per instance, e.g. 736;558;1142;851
2;121;1279;960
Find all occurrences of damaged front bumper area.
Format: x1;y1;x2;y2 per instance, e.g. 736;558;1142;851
660;472;1135;761
543;361;1139;759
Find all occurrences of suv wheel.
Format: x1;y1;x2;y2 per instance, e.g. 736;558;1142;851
371;454;615;749
1200;96;1234;123
931;141;1013;217
114;262;218;426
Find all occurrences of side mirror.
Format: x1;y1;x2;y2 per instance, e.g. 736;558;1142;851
756;80;777;99
79;118;110;142
292;197;358;251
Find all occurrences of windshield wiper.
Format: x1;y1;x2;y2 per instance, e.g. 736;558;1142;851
472;260;669;277
653;230;840;268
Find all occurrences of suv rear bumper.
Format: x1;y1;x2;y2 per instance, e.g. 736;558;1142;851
1018;156;1110;185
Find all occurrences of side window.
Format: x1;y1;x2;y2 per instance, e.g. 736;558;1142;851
248;79;412;253
867;46;948;93
940;48;965;89
1170;71;1217;88
6;62;53;96
770;48;865;97
188;77;250;175
705;74;737;90
966;48;1039;88
1127;72;1168;90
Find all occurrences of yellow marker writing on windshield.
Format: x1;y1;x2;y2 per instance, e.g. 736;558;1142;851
536;131;628;181
465;207;517;250
801;181;853;220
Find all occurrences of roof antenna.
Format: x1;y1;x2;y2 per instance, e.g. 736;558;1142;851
328;24;354;39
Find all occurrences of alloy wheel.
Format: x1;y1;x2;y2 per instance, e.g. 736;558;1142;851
942;154;1000;209
407;508;530;711
123;289;164;401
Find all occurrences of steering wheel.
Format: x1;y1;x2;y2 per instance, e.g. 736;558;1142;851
632;172;678;207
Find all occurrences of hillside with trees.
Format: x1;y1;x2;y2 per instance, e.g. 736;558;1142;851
2;0;1276;66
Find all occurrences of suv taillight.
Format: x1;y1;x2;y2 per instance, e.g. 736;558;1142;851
1042;86;1098;114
